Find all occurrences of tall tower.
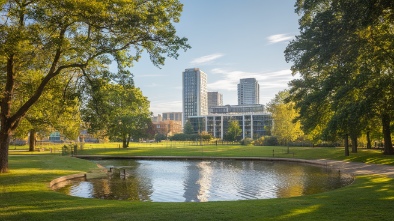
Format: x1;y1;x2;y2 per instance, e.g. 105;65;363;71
182;68;208;124
237;78;260;105
207;92;223;113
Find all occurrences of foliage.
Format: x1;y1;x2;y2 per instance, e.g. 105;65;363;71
225;120;242;141
0;0;190;172
13;72;82;151
240;138;254;146
285;0;394;155
267;90;303;145
200;131;212;141
254;136;279;146
169;133;199;141
183;121;194;134
82;81;151;148
155;133;167;142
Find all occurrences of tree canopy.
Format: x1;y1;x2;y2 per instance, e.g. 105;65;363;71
225;120;242;141
0;0;190;173
285;0;394;155
267;90;303;146
82;80;151;148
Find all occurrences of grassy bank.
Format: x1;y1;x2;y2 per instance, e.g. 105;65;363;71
1;144;394;220
11;141;393;165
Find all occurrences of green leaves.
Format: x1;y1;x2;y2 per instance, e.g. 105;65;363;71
81;79;151;146
286;0;394;152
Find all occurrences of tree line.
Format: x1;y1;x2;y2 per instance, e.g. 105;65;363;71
282;0;393;155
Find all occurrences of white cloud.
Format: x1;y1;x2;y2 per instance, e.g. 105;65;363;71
267;34;294;44
190;53;224;65
207;68;298;104
150;100;182;115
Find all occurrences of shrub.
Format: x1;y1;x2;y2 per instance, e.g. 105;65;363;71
254;136;279;146
240;138;254;146
155;134;167;142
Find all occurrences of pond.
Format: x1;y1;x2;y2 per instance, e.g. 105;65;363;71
53;159;353;202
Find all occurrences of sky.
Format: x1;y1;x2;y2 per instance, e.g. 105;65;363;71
129;0;301;115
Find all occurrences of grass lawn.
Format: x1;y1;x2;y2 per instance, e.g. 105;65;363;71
1;142;394;220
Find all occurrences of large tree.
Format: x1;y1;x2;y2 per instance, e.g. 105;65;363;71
285;0;394;155
82;78;151;148
0;0;190;173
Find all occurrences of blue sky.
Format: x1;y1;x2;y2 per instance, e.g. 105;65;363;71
130;0;301;115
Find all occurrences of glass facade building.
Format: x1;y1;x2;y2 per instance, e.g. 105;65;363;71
188;113;272;140
182;68;208;125
237;78;260;105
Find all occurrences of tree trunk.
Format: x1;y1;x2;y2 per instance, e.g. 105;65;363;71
366;131;372;149
382;113;394;155
122;135;127;148
344;134;349;156
29;129;36;152
0;130;11;173
350;134;358;153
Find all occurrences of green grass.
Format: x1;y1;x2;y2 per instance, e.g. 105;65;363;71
1;143;394;220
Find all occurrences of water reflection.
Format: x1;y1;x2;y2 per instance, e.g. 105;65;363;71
53;159;353;202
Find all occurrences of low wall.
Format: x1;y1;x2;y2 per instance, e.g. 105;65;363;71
49;173;86;189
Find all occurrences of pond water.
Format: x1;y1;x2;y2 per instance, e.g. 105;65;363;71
53;159;353;202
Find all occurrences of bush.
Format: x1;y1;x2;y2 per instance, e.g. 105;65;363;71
254;136;279;146
169;133;199;141
155;134;167;142
240;138;254;146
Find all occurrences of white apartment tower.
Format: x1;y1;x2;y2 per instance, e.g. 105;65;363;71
182;68;208;124
237;78;260;105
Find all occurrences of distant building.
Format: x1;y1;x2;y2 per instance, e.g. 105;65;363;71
237;78;260;105
79;130;99;143
210;104;265;114
188;113;272;140
151;114;162;122
152;120;182;137
49;131;61;142
182;68;208;125
208;92;223;114
162;112;183;122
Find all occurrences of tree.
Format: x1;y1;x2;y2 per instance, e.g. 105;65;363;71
267;91;303;147
225;120;242;141
83;82;150;148
183;121;194;135
12;73;81;151
0;0;190;172
285;0;394;155
155;133;167;142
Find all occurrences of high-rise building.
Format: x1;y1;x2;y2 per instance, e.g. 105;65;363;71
237;78;260;105
207;92;223;114
182;68;208;124
162;112;183;122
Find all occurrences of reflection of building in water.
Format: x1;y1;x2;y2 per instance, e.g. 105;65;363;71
183;162;200;202
183;161;213;202
196;161;213;202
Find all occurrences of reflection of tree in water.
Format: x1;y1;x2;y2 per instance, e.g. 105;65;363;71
89;160;153;201
272;163;352;198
